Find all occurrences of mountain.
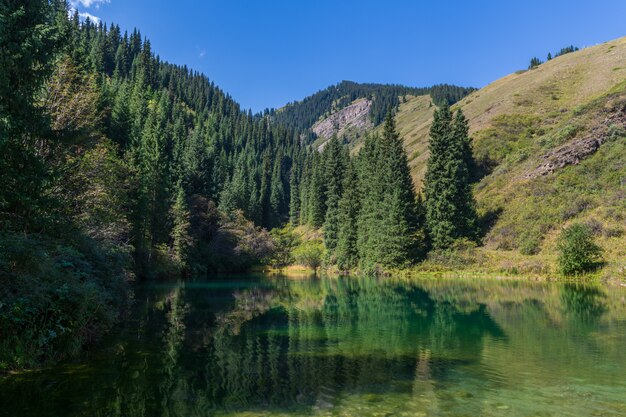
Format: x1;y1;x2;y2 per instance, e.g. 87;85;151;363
269;80;475;145
392;36;626;277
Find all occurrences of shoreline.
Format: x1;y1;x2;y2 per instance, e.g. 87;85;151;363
264;264;625;286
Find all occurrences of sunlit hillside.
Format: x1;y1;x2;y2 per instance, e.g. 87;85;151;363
392;36;626;277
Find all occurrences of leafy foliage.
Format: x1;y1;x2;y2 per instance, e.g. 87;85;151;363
293;240;324;271
557;223;603;275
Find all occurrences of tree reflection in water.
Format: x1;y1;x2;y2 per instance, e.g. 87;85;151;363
2;275;625;417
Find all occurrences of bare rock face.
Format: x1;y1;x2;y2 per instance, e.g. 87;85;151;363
525;110;625;179
525;136;605;179
312;98;373;140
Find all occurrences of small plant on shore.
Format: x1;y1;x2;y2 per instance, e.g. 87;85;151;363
557;223;603;275
293;240;324;272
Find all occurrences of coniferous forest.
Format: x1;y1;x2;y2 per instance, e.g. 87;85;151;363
0;1;477;369
1;1;303;368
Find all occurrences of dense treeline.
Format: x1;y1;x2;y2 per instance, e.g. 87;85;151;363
287;109;478;272
2;4;304;270
269;81;475;139
0;1;300;369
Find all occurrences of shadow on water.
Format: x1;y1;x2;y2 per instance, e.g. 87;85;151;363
2;275;625;417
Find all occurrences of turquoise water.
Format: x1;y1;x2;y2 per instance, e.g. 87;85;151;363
2;274;626;416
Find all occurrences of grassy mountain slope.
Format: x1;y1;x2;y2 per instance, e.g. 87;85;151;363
395;36;626;278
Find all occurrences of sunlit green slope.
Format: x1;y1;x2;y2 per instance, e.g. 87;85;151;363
396;36;626;276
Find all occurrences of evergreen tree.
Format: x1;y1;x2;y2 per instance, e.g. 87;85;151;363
355;113;421;269
528;57;542;69
307;151;326;227
136;95;171;258
298;153;312;225
322;136;347;255
356;133;383;267
335;159;360;270
171;182;191;268
451;109;478;239
377;112;419;267
0;0;61;232
109;81;132;147
424;106;478;250
288;164;300;225
269;155;285;227
259;152;272;227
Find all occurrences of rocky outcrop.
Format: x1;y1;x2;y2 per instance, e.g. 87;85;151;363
525;111;625;179
312;98;373;139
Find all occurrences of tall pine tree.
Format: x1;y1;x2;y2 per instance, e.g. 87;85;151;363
355;113;420;269
424;106;478;249
322;136;348;255
377;112;419;267
335;159;360;270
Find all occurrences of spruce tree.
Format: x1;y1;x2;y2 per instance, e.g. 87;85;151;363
451;109;478;239
288;164;300;225
0;0;60;232
171;183;191;268
259;152;272;228
322;136;347;255
269;155;285;227
335;159;360;270
136;95;171;257
377;112;419;267
424;106;478;250
183;126;212;197
109;82;132;147
307;151;326;227
356;133;383;267
298;154;311;226
354;114;421;270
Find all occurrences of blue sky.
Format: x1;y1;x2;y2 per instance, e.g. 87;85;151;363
71;0;626;112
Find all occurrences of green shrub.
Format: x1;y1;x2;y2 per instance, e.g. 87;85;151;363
293;240;324;271
607;123;626;140
268;226;300;268
0;233;131;370
557;223;603;275
519;235;541;255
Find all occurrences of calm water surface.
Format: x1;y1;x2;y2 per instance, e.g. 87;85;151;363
2;274;626;416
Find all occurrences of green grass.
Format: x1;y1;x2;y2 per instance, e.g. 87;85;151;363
374;36;626;281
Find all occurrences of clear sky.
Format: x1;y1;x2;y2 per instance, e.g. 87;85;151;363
71;0;626;112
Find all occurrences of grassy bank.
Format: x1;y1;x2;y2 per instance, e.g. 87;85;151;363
269;245;624;286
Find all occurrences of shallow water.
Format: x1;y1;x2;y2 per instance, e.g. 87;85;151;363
2;274;626;416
